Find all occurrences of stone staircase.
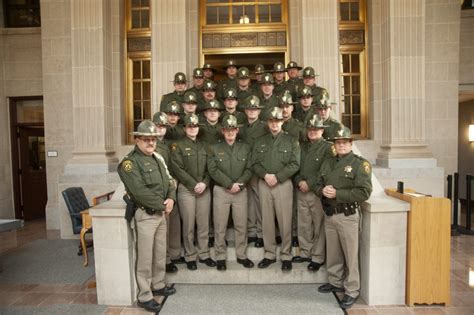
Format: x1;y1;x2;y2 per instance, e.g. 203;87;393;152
168;230;328;284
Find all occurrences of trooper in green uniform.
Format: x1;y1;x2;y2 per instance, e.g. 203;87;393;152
251;64;265;91
222;87;246;124
202;63;216;81
198;79;218;113
186;68;205;104
163;101;185;141
160;72;187;108
180;91;199;121
316;126;372;309
293;85;317;124
199;99;223;145
171;114;216;270
117;120;176;313
316;99;343;141
207;114;255;271
301;66;328;103
272;62;293;97
152;112;182;273
279;90;304;141
252;107;300;271
236;67;256;110
217;60;239;101
286;61;304;88
292;115;335;271
258;72;279;121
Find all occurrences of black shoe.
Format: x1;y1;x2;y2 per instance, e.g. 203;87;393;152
247;236;258;244
216;260;226;271
257;258;276;269
166;262;178;273
292;256;311;263
254;238;264;248
137;299;161;312
171;256;186;264
307;261;323;272
292;236;299;247
237;258;254;268
199;258;217;267
275;236;282;244
208;237;214;247
340;294;358;309
281;260;292;271
318;283;344;293
152;286;176;297
186;260;197;271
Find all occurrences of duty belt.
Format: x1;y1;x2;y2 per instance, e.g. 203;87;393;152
322;200;360;216
137;205;162;215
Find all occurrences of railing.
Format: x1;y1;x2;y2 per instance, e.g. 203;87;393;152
448;173;474;235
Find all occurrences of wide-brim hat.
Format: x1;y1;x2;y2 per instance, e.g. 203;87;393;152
183;91;198;104
163;101;182;114
221;114;243;129
254;64;265;74
266;107;284;120
171;72;187;83
271;62;287;73
306;114;328;129
279;91;297;106
202;63;217;72
152;112;169;126
242;95;265;109
182;113;201;127
202;99;222;111
131;120;159;136
286;61;303;70
223;60;239;70
331;126;353;141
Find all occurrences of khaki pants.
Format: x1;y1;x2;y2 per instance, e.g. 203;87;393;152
166;203;181;263
177;184;211;261
296;190;325;263
325;211;360;298
258;179;293;261
134;209;167;302
247;176;262;238
213;186;248;260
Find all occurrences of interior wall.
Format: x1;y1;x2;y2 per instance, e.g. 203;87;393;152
458;100;474;199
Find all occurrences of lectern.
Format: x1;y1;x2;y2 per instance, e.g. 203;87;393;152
385;188;451;306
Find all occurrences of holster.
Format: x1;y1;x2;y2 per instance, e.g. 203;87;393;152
123;194;136;222
321;197;337;216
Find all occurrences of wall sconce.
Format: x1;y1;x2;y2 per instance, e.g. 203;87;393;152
239;15;250;24
470;267;474;287
469;124;474;142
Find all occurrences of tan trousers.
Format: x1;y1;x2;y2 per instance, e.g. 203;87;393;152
177;184;211;262
296;190;325;263
247;176;262;238
166;203;181;263
325;211;360;298
134;209;167;302
213;186;248;260
258;179;293;261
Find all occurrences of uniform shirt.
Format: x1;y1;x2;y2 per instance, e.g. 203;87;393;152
118;146;176;211
171;137;210;191
160;91;185;108
207;140;253;189
258;94;279;121
322;117;343;141
294;138;335;191
293;106;316;124
273;81;293;97
282;117;304;141
217;77;238;101
251;131;300;183
239;120;268;147
309;85;329;103
186;86;204;103
165;125;185;142
198;121;223;145
236;87;257;111
315;151;372;204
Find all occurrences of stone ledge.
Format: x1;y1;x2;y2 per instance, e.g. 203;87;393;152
363;193;410;213
0;27;41;35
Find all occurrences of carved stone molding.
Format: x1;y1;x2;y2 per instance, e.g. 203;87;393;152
203;31;286;49
339;30;364;45
128;37;151;52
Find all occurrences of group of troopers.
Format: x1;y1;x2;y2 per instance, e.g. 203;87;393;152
118;60;372;312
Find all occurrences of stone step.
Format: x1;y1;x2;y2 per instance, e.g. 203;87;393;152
209;242;301;261
168;260;328;284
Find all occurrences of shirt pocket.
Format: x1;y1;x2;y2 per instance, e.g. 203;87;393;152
142;165;162;186
277;146;292;163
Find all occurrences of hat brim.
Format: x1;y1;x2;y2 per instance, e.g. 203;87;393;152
222;124;243;129
286;66;303;70
331;136;353;141
269;69;287;73
279;102;298;106
306;125;328;129
131;132;159;136
244;105;265;110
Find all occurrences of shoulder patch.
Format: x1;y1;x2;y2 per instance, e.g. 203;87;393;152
362;161;371;174
122;160;133;173
171;143;178;151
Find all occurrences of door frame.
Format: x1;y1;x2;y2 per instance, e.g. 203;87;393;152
9;95;44;219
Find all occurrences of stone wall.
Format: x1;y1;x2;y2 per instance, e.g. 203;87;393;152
0;28;43;219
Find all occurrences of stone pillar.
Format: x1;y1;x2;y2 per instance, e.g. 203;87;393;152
299;0;340;111
151;0;187;112
67;0;118;174
376;0;434;168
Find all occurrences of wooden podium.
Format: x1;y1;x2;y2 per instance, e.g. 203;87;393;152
385;188;451;306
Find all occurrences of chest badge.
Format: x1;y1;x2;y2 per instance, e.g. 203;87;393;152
344;165;353;173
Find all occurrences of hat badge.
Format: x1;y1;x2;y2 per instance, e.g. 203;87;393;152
171;104;178;111
178;74;183;80
305;70;310;75
227;116;237;126
190;115;198;124
148;126;155;133
189;94;194;100
338;129;344;136
229;90;234;96
250;98;255;105
242;70;246;75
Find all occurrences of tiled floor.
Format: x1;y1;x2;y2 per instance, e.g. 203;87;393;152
1;219;473;314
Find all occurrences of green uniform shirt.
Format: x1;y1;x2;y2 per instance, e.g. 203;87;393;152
165;125;185;141
282;118;304;141
293;106;316;124
294;138;335;191
239;120;268;147
171;137;211;191
160;91;185;108
155;139;171;166
236;88;257;111
323;117;343;141
252;131;301;183
273;81;293;97
258;94;279;121
198;121;223;144
315;151;372;204
118;146;176;212
310;85;329;103
207;140;253;189
217;77;238;101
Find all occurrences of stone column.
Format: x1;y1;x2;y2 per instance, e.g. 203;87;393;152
67;0;118;174
151;0;188;112
299;0;340;111
376;0;434;167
